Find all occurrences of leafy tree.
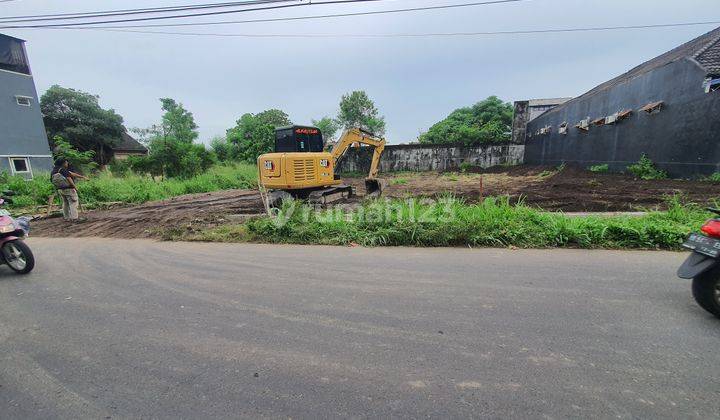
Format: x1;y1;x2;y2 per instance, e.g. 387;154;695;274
52;136;97;172
336;91;385;136
160;98;198;143
130;99;215;178
419;96;513;145
226;109;292;162
210;136;231;161
312;116;340;143
40;85;125;165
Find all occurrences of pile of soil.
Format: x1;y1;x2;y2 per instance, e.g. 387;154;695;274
31;189;264;239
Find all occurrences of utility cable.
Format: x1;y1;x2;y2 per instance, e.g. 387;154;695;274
0;0;297;23
0;0;405;28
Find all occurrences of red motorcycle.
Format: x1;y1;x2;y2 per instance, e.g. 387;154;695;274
0;194;34;275
677;207;720;317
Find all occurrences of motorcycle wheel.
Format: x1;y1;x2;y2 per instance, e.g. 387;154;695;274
692;268;720;318
2;240;34;274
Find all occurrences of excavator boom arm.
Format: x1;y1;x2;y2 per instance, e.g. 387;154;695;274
331;128;386;179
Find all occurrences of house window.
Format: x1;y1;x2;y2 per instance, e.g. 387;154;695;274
705;77;720;93
15;95;31;107
9;157;31;177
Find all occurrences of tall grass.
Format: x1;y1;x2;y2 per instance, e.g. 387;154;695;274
0;163;257;209
239;196;710;250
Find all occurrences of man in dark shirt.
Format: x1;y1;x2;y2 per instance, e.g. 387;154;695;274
51;158;87;221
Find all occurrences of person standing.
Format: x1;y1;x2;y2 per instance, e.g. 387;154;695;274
51;158;87;221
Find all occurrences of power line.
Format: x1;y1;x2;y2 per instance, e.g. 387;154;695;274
0;0;398;28
74;0;531;30
68;20;720;38
0;0;296;23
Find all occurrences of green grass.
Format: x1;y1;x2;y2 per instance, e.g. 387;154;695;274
588;164;609;173
187;195;711;250
391;177;409;185
0;163;257;210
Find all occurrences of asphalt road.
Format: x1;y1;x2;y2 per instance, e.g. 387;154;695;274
0;239;718;419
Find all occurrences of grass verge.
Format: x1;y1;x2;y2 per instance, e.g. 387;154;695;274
185;196;712;250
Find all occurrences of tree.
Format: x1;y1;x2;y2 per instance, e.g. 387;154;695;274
130;99;215;178
210;136;231;161
52;136;97;172
312;116;340;143
40;85;125;165
160;98;198;143
336;91;385;136
225;109;292;162
419;96;513;145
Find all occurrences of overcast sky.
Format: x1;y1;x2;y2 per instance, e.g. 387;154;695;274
3;0;718;144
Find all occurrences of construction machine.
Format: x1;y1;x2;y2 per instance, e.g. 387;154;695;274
257;125;386;208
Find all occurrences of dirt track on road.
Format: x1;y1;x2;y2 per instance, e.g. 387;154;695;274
31;189;264;239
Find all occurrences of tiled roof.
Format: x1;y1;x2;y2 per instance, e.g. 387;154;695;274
695;36;720;76
113;131;148;152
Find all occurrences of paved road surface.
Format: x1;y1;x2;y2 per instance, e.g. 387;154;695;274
0;239;718;419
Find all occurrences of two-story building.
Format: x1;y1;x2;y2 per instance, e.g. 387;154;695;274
0;33;53;179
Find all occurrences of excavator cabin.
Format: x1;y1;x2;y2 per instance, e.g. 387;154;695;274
257;125;386;206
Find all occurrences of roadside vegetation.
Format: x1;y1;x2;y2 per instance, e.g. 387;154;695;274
0;164;257;209
182;196;711;250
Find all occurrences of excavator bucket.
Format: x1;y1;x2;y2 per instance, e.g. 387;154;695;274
364;178;386;198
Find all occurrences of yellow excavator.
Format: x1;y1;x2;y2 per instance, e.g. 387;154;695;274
257;125;386;207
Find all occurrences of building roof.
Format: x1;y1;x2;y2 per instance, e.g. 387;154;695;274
695;36;720;76
584;26;720;98
536;26;720;118
0;33;25;43
527;98;573;107
114;131;148;153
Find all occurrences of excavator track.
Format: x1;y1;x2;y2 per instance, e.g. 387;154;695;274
307;185;355;205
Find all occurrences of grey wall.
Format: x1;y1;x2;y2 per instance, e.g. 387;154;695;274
0;68;53;176
336;143;524;173
524;58;720;177
511;101;529;144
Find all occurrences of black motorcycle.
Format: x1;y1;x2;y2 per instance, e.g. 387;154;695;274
677;207;720;317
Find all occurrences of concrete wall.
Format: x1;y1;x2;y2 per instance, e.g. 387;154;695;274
336;143;524;173
0;68;53;177
525;58;720;177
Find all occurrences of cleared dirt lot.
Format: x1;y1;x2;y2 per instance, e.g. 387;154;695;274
348;165;720;211
30;165;720;238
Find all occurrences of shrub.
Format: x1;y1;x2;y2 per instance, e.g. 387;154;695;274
459;162;473;173
589;164;609;173
627;155;668;180
704;172;720;182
